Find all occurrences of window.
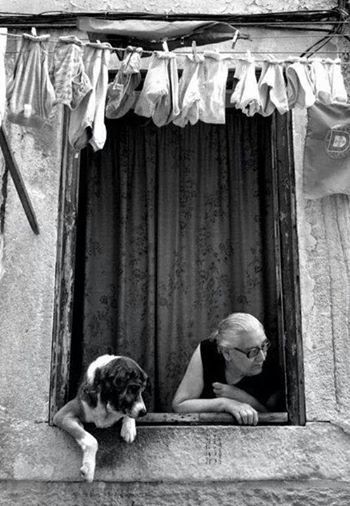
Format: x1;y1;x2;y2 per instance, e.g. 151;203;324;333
49;107;305;426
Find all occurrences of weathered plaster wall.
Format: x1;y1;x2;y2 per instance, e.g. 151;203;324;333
1;1;350;504
294;109;350;423
0;112;64;422
1;0;338;15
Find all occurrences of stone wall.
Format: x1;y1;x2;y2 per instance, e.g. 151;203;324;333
2;480;350;506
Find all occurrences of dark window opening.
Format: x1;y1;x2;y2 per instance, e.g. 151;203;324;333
69;108;286;414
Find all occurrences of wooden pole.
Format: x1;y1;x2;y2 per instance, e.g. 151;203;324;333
0;126;39;235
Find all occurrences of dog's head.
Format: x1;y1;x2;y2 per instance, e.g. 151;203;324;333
88;356;149;419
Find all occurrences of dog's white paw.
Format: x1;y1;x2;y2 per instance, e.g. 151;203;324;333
80;460;95;483
78;433;98;482
120;416;137;443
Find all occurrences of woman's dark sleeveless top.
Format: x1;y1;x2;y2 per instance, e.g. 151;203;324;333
200;338;282;406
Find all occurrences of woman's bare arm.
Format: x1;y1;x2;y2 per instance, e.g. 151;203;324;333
172;345;259;425
212;383;267;412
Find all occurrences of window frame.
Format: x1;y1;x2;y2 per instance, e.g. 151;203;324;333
49;110;305;426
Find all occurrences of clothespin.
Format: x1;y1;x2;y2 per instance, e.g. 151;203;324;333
231;30;239;49
162;39;169;52
23;27;49;42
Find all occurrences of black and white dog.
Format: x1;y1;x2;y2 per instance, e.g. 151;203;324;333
53;354;148;482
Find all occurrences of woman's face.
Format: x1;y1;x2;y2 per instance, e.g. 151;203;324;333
224;328;269;377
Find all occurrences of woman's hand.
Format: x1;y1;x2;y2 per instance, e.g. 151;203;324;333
212;382;237;399
213;382;268;413
223;398;259;425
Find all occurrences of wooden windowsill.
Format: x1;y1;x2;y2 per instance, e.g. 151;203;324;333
137;412;288;425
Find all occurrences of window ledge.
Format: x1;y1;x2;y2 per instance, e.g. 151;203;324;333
137;412;288;425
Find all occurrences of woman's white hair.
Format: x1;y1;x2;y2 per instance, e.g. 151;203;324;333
210;312;265;347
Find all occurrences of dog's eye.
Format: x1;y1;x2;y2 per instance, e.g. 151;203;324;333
128;385;139;395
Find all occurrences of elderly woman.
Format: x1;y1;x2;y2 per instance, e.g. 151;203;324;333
172;313;281;425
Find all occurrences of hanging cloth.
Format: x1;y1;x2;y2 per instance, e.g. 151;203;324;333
6;33;55;128
0;28;7;127
69;42;111;151
309;58;332;105
197;52;229;124
257;57;289;116
50;35;93;110
325;58;348;104
134;50;179;127
230;55;261;117
173;53;204;128
77;18;239;51
304;102;350;199
106;46;142;119
285;59;315;109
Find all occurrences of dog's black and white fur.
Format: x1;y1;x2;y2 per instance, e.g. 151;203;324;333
53;354;148;482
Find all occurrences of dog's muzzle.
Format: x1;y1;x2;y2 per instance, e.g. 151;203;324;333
129;400;147;418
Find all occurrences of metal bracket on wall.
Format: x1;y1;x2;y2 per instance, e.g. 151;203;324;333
0;126;39;235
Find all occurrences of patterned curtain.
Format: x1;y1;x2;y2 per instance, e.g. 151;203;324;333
70;108;278;412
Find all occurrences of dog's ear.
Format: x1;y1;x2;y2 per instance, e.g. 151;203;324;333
111;362;129;390
79;381;99;408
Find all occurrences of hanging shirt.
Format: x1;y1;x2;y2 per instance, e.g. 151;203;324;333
258;57;289;116
304;102;350;199
173;52;204;128
134;50;180;127
309;58;332;105
6;33;55;128
197;52;229;124
325;58;348;104
230;56;261;117
50;35;92;110
285;59;315;109
69;42;111;151
106;46;142;119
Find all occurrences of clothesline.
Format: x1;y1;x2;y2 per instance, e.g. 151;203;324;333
3;33;350;61
3;30;350;40
4;49;350;57
2;27;350;62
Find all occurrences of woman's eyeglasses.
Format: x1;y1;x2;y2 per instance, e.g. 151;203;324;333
228;339;271;359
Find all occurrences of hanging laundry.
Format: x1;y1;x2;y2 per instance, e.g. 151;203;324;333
6;33;55;128
0;28;7;127
257;56;288;116
304;102;350;199
230;55;261;117
106;46;142;119
134;50;179;127
50;36;92;110
173;52;204;127
309;58;332;105
197;52;229;124
285;59;315;109
324;58;348;104
69;42;111;151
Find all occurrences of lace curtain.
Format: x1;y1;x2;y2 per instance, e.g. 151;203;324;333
71;108;278;411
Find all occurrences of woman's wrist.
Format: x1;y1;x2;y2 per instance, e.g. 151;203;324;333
221;397;240;412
